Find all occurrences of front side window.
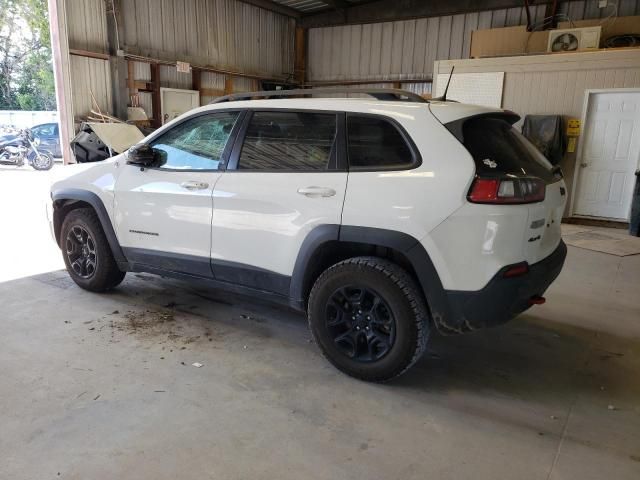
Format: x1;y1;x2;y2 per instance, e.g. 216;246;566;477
347;115;414;169
238;111;337;171
151;111;240;170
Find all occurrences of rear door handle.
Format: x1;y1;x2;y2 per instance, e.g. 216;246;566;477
180;181;209;190
297;186;336;198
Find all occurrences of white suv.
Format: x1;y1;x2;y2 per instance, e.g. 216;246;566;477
49;89;567;381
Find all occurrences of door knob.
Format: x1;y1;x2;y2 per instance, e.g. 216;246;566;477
180;181;209;190
297;186;336;198
580;163;588;168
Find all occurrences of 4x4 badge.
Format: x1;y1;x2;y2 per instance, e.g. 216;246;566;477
483;158;497;168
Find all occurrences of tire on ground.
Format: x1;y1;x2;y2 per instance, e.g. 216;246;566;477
60;208;125;292
308;256;430;382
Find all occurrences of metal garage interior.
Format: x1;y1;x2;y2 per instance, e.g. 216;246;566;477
1;0;640;478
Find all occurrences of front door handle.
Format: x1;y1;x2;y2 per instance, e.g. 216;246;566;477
297;186;336;198
180;181;209;190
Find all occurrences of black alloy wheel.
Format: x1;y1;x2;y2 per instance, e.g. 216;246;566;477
66;225;98;279
326;285;396;362
308;257;430;382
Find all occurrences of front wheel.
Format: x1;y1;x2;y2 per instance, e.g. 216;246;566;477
308;257;430;382
60;208;126;292
29;150;54;170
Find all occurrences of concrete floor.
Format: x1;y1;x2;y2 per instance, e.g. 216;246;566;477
1;167;639;479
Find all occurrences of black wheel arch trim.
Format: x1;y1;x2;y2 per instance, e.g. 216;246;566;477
291;225;456;334
51;188;127;265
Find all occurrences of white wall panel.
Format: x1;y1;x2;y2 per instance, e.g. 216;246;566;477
433;50;640;124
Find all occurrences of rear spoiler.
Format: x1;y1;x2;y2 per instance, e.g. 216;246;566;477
444;111;520;143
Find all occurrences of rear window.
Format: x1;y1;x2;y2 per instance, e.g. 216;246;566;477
460;117;556;182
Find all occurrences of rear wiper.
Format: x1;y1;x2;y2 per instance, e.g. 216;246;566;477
551;165;563;179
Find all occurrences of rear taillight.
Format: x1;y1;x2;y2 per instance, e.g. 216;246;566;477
468;176;546;204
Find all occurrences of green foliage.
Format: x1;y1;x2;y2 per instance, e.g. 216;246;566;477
0;0;56;111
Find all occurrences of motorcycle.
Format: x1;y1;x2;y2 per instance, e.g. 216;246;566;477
0;128;54;171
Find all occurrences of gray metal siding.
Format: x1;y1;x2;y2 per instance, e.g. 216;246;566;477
69;56;112;117
122;0;295;78
66;0;108;52
307;0;640;82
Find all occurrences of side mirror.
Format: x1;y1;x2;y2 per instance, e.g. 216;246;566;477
126;144;158;167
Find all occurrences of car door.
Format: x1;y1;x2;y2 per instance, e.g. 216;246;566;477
114;110;243;277
210;109;347;295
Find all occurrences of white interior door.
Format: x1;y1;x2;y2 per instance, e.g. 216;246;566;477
574;91;640;220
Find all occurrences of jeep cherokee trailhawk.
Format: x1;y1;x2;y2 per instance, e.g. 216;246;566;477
49;89;567;381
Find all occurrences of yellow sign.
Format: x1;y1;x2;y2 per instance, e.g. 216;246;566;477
567;136;577;153
567;118;581;136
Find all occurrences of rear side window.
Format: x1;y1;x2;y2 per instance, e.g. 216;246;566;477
461;117;555;182
238;111;336;171
347;115;414;169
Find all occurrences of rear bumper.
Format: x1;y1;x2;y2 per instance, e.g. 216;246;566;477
443;240;567;332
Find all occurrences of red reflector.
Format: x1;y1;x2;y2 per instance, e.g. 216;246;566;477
529;296;546;305
503;264;529;278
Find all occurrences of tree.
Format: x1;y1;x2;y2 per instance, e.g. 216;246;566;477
0;0;56;111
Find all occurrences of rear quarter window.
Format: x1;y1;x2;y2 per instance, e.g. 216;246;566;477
347;115;416;170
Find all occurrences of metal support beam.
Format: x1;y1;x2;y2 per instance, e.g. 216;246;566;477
105;0;127;120
301;0;555;28
236;0;300;18
294;27;307;85
47;0;74;164
150;63;161;128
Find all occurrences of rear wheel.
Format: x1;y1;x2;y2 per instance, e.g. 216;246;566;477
308;257;429;382
61;208;125;292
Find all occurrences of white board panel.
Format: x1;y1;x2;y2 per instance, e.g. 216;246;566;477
435;72;504;108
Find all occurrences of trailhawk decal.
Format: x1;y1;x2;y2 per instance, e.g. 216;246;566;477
129;229;159;236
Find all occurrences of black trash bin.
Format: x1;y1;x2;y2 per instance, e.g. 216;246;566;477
630;170;640;237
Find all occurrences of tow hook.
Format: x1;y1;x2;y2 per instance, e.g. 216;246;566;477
529;295;546;305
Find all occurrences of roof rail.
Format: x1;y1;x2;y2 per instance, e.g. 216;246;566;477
208;88;429;104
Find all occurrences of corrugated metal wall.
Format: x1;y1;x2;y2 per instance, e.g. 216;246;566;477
128;62;262;118
307;0;640;82
69;56;112;119
66;0;108;52
64;0;295;119
122;0;295;78
65;0;111;119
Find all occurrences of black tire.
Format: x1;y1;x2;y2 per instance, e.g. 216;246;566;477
308;256;430;382
60;208;126;292
29;150;54;170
